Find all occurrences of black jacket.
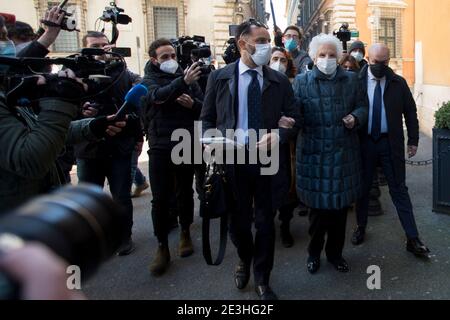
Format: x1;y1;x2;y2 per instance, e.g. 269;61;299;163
142;61;204;152
74;65;143;159
200;61;300;209
358;64;419;184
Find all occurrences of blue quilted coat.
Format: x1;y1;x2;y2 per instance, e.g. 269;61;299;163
293;66;368;210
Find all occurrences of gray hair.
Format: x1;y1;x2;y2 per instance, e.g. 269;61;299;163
308;33;343;61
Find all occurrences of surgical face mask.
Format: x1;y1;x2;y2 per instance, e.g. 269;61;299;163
159;59;179;74
270;60;287;74
0;40;16;57
351;51;364;62
370;63;389;79
0;40;16;74
247;43;272;66
316;58;337;75
284;38;298;52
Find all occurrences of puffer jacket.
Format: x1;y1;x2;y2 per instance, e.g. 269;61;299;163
293;66;368;210
141;61;204;152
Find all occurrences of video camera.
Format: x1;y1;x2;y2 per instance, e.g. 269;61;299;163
40;0;79;32
222;25;240;65
0;184;127;300
333;23;351;52
99;2;132;45
171;36;213;75
0;48;127;107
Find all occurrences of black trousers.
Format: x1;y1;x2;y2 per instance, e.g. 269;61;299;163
148;150;194;244
308;208;348;260
355;136;419;238
77;155;133;240
230;163;275;286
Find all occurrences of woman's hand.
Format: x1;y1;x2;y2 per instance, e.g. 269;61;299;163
278;116;296;129
342;114;356;129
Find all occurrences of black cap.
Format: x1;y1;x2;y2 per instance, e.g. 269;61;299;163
349;40;365;55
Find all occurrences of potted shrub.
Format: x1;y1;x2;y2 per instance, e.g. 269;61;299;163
433;101;450;214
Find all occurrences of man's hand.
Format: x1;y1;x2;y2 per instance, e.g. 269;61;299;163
38;6;64;49
176;94;194;109
184;62;202;85
408;145;418;158
82;102;99;118
256;133;280;151
342;114;356;129
278;116;296;129
0;243;86;300
89;115;127;138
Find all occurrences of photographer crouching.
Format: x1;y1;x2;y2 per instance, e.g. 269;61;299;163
74;31;143;256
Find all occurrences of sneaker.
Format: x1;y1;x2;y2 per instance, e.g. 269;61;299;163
132;181;150;198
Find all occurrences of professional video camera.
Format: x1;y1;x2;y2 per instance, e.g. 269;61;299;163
171;35;213;75
0;184;127;300
99;2;132;46
0;48;127;107
222;25;240;65
334;23;351;52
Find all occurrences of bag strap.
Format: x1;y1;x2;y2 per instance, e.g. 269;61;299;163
202;213;228;266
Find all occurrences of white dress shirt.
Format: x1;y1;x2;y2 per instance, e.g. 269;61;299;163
236;59;264;145
367;67;388;135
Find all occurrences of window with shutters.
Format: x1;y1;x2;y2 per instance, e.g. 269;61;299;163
379;18;396;57
153;7;179;40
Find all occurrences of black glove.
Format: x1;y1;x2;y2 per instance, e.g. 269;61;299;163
89;116;112;138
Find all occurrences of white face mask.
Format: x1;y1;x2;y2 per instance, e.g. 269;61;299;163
351;51;364;62
159;59;179;74
270;61;287;74
249;43;272;66
316;58;337;75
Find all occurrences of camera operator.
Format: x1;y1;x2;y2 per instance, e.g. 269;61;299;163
142;38;203;276
0;6;65;59
74;31;142;256
0;67;128;213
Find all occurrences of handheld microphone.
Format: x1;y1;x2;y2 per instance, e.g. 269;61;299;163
113;84;148;120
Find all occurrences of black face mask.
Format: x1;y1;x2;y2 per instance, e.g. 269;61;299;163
370;63;388;78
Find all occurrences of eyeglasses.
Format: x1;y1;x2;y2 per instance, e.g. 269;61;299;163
238;18;269;38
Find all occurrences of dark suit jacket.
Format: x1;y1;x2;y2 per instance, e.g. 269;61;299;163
200;61;300;209
358;64;419;184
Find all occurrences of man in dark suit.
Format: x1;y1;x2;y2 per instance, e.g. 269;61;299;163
351;43;430;258
201;19;299;300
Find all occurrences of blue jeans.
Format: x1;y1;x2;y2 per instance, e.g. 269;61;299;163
131;150;146;186
77;155;133;239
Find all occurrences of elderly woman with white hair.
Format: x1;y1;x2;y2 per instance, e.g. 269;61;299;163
292;34;368;274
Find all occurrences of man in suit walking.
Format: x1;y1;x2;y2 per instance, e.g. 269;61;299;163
200;19;299;300
351;43;430;258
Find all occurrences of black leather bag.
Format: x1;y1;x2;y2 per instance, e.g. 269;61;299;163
201;156;234;265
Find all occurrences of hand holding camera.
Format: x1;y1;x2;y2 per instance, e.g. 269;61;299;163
184;62;202;85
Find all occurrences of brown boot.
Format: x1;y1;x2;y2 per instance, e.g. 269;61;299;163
149;244;170;276
179;229;194;258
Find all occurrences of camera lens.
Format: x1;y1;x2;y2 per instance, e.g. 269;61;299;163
0;184;126;280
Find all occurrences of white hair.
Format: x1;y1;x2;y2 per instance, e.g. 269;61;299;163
308;33;343;61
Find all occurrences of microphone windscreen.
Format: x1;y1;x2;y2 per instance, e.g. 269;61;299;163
124;84;148;106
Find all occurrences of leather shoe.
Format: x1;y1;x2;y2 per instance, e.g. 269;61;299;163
328;258;350;273
280;223;294;248
255;285;278;300
351;226;366;246
234;261;250;290
407;237;430;258
307;256;320;274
